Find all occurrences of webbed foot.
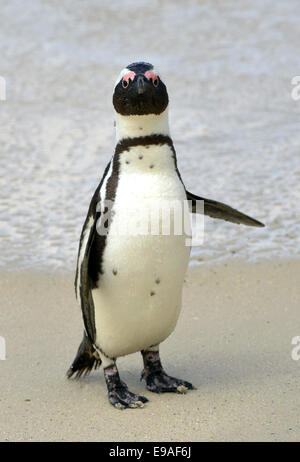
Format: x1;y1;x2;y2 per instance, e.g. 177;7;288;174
141;349;195;394
104;364;148;410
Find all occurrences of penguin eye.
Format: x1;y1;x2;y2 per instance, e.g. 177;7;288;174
152;77;159;87
145;71;159;87
121;71;135;89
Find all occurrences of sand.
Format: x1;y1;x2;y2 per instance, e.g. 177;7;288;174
0;259;299;442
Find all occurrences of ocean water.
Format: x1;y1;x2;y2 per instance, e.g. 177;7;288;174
0;0;299;271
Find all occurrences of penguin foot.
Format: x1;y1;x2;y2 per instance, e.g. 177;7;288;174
141;349;195;394
104;364;148;410
142;369;194;394
108;386;149;410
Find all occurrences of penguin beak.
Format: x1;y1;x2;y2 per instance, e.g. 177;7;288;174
136;75;146;95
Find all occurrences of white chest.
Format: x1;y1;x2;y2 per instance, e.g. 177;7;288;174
92;143;191;358
117;143;183;197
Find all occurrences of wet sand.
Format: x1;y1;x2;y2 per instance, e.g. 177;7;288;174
0;259;299;442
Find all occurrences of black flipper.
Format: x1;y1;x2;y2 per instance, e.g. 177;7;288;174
186;190;265;227
74;161;111;346
67;162;112;379
67;331;102;379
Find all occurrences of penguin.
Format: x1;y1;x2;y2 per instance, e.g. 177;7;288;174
67;62;264;409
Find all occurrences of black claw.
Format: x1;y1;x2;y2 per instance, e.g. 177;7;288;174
108;388;148;409
180;380;195;390
137;395;149;403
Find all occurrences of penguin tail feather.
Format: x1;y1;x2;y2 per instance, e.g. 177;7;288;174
66;333;102;379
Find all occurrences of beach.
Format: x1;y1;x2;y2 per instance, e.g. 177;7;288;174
0;259;299;442
1;0;300;271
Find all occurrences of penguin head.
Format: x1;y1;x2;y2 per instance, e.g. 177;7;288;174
113;62;169;116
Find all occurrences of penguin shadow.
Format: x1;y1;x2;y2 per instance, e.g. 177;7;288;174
183;349;285;392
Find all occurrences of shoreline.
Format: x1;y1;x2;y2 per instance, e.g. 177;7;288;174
0;258;299;441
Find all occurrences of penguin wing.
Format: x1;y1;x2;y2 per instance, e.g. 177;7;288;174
186;190;265;227
75;162;111;344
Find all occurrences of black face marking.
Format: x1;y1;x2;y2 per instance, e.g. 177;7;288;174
138;154;143;159
150;291;155;296
112;268;117;275
149;164;154;169
155;278;160;284
113;62;168;116
125;160;130;164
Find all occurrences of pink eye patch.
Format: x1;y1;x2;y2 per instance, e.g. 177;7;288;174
145;71;158;81
122;71;136;85
145;71;159;87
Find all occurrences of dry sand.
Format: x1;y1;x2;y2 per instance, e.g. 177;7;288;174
0;259;299;442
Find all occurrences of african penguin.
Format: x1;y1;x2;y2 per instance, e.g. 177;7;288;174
67;61;264;409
